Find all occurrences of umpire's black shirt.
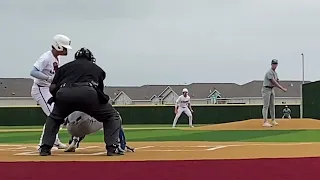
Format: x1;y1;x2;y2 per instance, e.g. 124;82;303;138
51;58;106;92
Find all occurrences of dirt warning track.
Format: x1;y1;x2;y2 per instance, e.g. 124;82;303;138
1;141;320;162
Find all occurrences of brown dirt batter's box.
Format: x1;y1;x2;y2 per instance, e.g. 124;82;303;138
1;141;320;162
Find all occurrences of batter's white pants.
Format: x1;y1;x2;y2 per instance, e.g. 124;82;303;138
31;85;62;146
172;107;193;127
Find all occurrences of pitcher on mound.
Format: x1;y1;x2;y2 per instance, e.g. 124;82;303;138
172;88;194;128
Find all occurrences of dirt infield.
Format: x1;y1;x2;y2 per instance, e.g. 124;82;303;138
2;120;320;179
188;118;320;130
2;119;320;162
1;141;320;162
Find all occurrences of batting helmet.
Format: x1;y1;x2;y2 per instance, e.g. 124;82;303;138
74;47;96;63
52;34;72;51
182;88;188;93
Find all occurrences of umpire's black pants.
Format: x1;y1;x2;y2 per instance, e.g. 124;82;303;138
40;86;121;151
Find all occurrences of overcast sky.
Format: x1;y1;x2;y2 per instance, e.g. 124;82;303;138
0;0;319;86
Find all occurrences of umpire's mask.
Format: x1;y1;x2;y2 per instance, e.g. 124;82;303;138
74;47;96;63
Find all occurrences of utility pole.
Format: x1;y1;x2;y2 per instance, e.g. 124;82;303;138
300;53;305;118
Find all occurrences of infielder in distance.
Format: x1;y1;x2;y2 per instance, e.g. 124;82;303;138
64;111;135;153
30;34;72;149
282;105;291;119
261;59;287;127
172;88;194;128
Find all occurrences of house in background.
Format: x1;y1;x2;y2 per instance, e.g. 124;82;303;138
0;78;308;106
105;81;308;105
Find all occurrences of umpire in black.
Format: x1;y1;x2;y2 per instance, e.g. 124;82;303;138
39;47;123;156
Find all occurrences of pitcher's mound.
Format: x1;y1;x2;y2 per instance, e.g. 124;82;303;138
185;118;320;130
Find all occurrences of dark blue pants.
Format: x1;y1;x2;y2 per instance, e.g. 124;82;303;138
119;127;126;150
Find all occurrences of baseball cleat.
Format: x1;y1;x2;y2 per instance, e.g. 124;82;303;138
64;138;79;152
37;146;58;152
189;125;194;128
107;145;125;156
39;147;52;156
118;145;125;153
271;120;279;126
263;122;273;127
40;151;51;156
54;142;67;149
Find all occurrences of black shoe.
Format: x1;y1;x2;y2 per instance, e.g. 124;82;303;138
107;145;124;156
39;146;51;156
40;151;51;156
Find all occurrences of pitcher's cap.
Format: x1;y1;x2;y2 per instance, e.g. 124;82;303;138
271;59;278;64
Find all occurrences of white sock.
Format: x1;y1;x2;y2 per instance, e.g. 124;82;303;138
73;137;80;141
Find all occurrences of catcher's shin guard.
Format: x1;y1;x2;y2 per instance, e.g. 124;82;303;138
119;127;126;150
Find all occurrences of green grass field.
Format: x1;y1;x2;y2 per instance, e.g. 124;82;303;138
1;125;320;144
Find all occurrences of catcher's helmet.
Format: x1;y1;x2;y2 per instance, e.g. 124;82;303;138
74;47;96;63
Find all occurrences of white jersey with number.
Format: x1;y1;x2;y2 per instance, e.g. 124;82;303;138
176;95;191;108
33;50;60;87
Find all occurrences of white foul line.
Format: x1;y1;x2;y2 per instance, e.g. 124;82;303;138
7;147;27;150
0;144;22;147
159;146;212;148
135;146;154;150
144;150;199;152
14;151;38;155
206;146;228;151
85;146;99;149
241;142;313;146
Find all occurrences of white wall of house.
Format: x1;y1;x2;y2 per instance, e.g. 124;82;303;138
159;87;173;99
162;91;179;105
151;97;160;105
190;99;209;104
0;97;36;106
113;93;132;105
220;97;301;105
244;97;301;105
132;100;153;105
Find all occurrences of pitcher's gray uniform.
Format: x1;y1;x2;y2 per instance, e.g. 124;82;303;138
262;68;278;122
261;59;287;127
262;59;284;127
67;111;102;137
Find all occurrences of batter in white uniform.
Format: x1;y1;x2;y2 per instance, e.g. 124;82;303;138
30;34;72;150
172;88;194;128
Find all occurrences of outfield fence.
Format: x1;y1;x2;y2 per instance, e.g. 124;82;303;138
0;104;300;126
303;81;320;119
